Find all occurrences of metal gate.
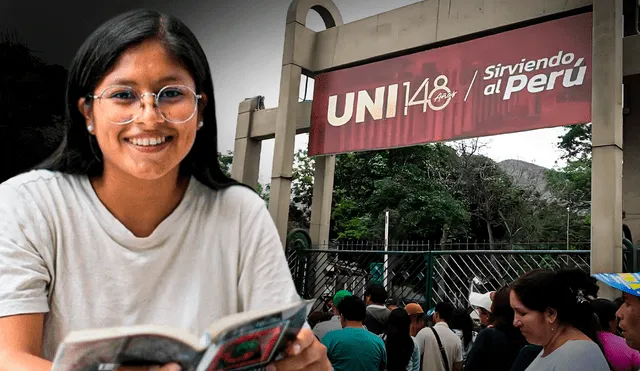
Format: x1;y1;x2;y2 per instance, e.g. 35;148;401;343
287;242;591;312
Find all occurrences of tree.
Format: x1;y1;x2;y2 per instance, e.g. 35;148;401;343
457;154;516;248
331;144;469;243
218;150;233;177
545;124;592;243
289;149;315;229
547;159;591;213
217;150;271;204
558;124;591;161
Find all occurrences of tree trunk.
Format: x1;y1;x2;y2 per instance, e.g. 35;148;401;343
436;224;455;304
486;219;504;284
439;224;449;249
486;219;495;250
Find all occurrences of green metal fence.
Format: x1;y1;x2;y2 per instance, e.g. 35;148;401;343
286;242;591;313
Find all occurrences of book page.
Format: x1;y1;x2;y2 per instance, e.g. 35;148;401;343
52;334;204;371
195;300;311;371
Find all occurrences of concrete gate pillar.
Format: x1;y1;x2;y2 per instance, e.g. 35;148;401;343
591;0;624;298
231;96;263;190
269;0;343;247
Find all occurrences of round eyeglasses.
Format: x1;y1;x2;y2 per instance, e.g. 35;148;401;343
87;85;202;125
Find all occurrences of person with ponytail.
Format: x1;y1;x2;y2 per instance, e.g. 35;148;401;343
509;268;610;370
464;285;527;371
381;308;420;371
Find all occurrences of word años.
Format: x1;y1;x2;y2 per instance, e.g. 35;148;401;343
327;75;457;127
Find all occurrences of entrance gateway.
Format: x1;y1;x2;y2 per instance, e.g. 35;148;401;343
232;0;638;298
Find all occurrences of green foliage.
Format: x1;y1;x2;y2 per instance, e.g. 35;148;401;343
217;150;270;206
330;145;471;242
547;158;591;212
289;149;315;229
541;124;592;243
220;122;594;245
218;150;233;177
558;124;591;161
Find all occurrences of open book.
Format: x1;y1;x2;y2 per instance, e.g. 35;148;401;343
51;300;312;371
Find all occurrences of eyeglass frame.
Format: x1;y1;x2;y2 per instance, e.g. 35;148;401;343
85;84;203;125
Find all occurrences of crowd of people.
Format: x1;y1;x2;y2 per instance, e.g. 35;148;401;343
307;268;640;371
3;6;640;371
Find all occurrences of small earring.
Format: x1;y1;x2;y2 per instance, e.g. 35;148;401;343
198;121;204;129
87;125;94;132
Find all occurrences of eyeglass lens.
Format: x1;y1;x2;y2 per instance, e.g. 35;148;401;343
95;85;198;124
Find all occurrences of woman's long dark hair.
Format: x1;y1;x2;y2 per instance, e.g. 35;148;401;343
511;268;602;346
384;308;415;371
451;308;474;348
491;285;527;347
38;9;238;190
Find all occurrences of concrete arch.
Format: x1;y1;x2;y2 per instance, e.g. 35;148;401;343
287;0;344;28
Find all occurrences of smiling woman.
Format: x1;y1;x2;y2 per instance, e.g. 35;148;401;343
0;9;330;371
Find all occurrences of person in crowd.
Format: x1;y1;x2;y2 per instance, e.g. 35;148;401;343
464;285;527;371
308;312;333;330
415;302;463;371
450;308;477;363
364;284;391;335
313;290;352;341
0;9;331;371
425;307;436;327
322;296;387;371
591;298;640;370
405;303;426;337
386;297;400;311
594;272;640;352
380;308;420;371
510;268;609;370
469;291;493;328
614;295;627;336
508;345;543;371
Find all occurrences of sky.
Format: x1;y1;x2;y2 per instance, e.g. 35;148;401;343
2;0;568;183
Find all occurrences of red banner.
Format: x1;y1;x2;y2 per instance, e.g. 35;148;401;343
309;12;592;156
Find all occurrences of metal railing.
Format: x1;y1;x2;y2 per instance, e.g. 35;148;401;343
287;244;590;313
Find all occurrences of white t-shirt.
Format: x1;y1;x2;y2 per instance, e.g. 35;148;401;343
415;322;463;371
0;170;301;360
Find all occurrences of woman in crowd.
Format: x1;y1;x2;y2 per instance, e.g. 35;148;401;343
510;268;610;371
592;298;640;370
380;308;420;371
0;9;329;371
464;285;527;371
450;308;477;362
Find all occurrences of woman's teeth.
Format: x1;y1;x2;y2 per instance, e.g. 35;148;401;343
128;137;168;146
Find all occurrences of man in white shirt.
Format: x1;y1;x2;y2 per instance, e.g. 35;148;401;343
415;302;463;371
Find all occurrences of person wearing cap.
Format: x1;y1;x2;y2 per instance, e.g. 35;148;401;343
322;296;387;371
313;290;352;341
405;303;426;337
415;302;464;371
469;291;493;328
594;272;640;352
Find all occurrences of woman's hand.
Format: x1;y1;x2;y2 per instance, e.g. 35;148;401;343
267;328;331;370
116;363;181;371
